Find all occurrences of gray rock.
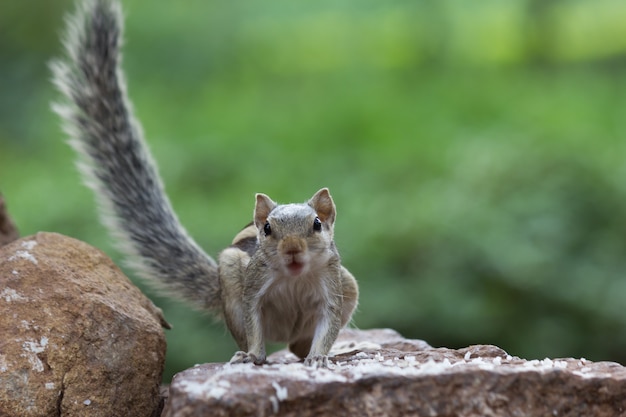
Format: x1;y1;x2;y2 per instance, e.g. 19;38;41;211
163;328;626;417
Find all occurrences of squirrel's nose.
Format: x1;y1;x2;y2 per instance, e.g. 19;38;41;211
280;236;306;255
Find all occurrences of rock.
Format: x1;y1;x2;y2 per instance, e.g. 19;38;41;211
0;193;19;246
0;232;168;417
163;328;626;417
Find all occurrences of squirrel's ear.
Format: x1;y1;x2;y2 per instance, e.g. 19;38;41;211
254;193;277;228
309;188;336;225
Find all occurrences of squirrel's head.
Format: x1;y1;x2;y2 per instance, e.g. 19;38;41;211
254;188;336;277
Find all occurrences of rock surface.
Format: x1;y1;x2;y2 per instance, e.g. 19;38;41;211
163;328;626;417
0;194;19;246
0;232;168;417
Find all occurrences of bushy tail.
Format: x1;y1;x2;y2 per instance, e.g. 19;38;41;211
51;0;221;312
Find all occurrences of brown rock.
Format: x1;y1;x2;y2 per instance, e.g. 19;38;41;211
163;328;626;417
0;232;168;417
0;193;19;246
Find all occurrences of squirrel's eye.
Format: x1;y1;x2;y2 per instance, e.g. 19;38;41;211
313;217;322;232
263;221;272;236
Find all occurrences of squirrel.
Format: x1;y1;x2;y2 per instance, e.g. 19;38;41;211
50;0;359;367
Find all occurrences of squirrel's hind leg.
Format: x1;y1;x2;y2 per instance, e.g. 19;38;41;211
340;266;359;326
218;247;250;351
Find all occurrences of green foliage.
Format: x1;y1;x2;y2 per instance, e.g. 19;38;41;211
2;0;626;381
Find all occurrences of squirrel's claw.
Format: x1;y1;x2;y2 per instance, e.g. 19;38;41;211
304;354;332;368
229;351;266;365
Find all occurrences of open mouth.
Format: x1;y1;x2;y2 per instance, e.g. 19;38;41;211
286;261;305;276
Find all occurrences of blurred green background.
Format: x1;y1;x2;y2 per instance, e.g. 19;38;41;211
2;0;626;381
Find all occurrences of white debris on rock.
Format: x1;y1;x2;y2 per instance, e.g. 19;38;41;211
179;377;232;400
272;381;288;401
270;381;289;413
21;240;37;250
21;337;48;372
172;346;619;409
8;240;38;265
0;288;28;303
0;354;8;372
330;340;382;355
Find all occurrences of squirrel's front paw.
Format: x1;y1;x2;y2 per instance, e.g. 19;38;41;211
304;354;332;368
229;351;266;365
